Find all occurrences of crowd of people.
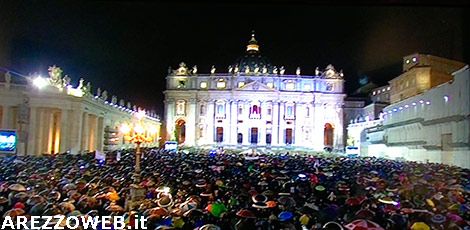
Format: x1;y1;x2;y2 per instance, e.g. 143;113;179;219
0;148;469;229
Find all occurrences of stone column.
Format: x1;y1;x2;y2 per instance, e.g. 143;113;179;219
335;106;344;150
186;98;197;146
27;107;37;155
1;106;9;129
272;101;280;146
46;110;54;154
97;117;105;152
81;112;89;153
69;109;83;155
294;103;304;147
206;100;215;145
36;108;45;155
278;102;285;145
259;101;266;146
59;110;69;153
88;115;97;152
242;101;250;146
165;98;175;141
313;103;325;151
230;100;238;145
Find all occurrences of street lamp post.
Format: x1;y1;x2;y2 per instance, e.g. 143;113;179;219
120;110;157;209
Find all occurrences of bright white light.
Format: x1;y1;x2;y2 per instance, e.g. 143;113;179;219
120;123;131;134
412;102;417;106
444;95;449;102
33;77;48;89
134;124;144;134
148;125;158;135
404;105;409;108
425;101;431;105
412;57;417;62
419;100;424;104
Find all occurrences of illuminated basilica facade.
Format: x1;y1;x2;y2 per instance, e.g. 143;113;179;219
164;34;346;151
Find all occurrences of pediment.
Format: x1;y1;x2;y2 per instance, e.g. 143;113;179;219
236;81;277;92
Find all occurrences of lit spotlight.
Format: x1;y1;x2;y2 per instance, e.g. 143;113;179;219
33;77;48;89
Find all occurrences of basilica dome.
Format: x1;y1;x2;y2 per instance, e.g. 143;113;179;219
232;32;273;74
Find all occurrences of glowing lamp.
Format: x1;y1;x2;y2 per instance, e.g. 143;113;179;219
33;77;48;89
148;126;158;135
120;123;131;134
134;124;144;134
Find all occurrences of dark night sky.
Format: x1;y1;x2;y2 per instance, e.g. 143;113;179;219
0;1;469;114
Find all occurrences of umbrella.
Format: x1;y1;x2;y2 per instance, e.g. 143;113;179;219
236;209;255;218
26;195;46;206
446;213;463;224
183;209;204;218
278;196;296;208
3;208;25;218
430;214;446;224
346;197;365;206
278;211;294;222
106;204;124;212
62;183;77;191
266;201;277;208
206;203;227;218
8;184;26;192
345;219;384;230
198;224;221;230
323;221;344;230
410;222;430;230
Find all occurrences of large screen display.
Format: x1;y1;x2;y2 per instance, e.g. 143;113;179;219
0;130;17;153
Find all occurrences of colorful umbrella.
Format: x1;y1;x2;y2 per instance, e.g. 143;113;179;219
410;222;430;230
236;209;255;218
345;219;384;230
206;203;227;218
8;184;26;192
278;211;294;222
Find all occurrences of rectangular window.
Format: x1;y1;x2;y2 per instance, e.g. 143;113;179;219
303;84;311;91
237;133;243;144
285;128;293;144
216;127;223;142
266;133;272;145
286;82;295;90
287;106;293;116
217;104;224;114
216;81;226;89
267;82;274;88
200;81;207;89
238;82;245;88
267;108;272;115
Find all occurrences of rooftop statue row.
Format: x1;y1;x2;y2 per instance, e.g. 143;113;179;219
9;66;159;120
170;62;344;79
